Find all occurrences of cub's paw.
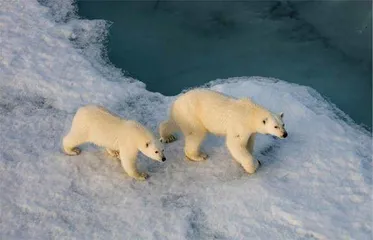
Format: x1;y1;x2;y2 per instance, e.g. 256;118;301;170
244;160;261;175
133;172;149;181
64;147;81;156
160;135;177;144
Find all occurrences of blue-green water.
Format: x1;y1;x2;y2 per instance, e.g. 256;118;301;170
77;1;372;129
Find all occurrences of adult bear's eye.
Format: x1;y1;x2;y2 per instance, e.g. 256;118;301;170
155;151;159;154
274;126;278;129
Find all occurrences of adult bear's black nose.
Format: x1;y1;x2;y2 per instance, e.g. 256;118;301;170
162;157;166;162
282;132;288;138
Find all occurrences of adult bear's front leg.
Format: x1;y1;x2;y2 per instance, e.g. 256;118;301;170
226;133;260;174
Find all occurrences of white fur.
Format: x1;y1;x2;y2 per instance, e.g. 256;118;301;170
63;105;165;181
159;89;287;174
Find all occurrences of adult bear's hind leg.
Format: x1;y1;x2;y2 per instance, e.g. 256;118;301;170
106;148;119;158
62;132;85;156
183;129;208;161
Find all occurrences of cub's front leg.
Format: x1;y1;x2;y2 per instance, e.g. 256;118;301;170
226;133;260;174
119;148;148;181
246;133;256;155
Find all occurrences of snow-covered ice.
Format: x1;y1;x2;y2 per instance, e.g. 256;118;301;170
0;0;372;239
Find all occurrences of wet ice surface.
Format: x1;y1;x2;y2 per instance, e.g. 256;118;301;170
0;1;372;239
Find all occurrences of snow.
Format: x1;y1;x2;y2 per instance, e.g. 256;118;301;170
0;0;372;239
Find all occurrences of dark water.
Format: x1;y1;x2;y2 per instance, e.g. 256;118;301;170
77;1;372;129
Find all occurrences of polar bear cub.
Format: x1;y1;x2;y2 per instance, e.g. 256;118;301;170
62;105;166;181
159;89;288;174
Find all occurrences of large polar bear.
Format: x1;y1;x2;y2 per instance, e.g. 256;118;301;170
159;89;288;174
63;105;166;181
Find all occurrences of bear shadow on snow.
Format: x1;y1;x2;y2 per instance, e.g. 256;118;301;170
62;131;285;183
196;133;284;176
257;139;281;168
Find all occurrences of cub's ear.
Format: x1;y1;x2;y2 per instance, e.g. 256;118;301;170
145;142;150;148
262;118;267;124
280;112;284;118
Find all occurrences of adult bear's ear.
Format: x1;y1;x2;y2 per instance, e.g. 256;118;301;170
262;118;267;124
145;142;150;148
280;112;284;118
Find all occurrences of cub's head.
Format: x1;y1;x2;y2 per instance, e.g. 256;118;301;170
259;112;288;139
139;140;166;162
